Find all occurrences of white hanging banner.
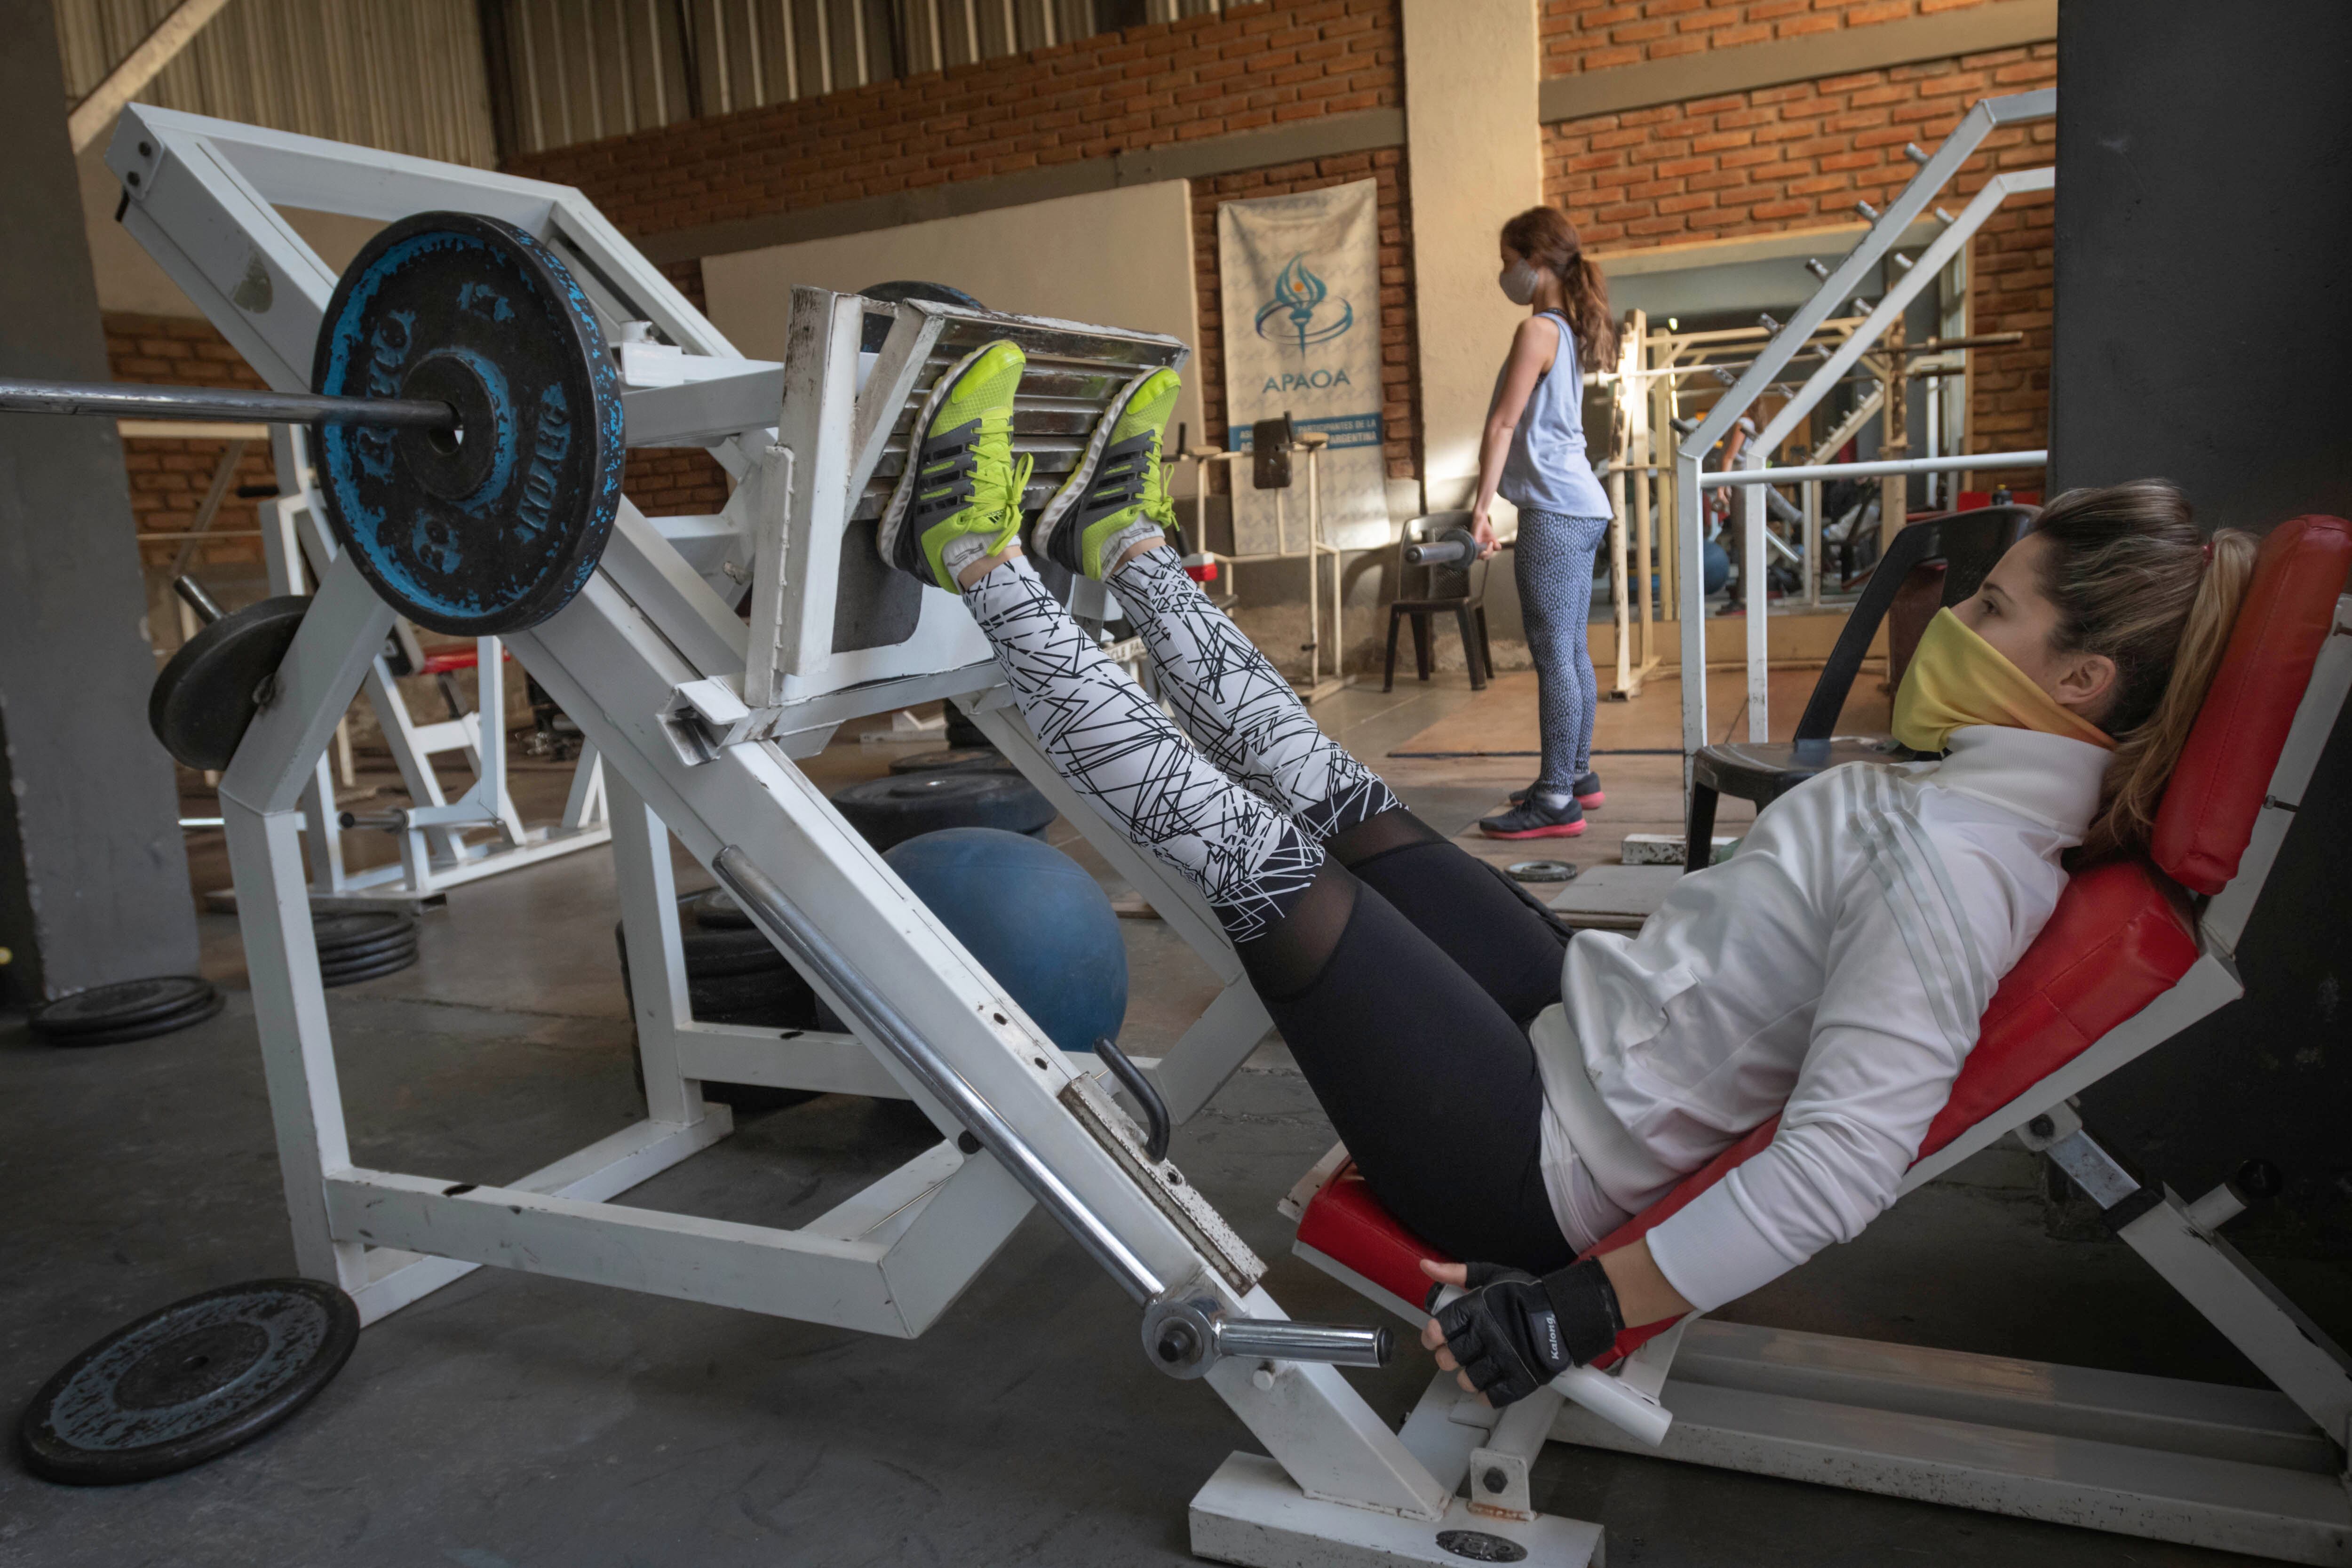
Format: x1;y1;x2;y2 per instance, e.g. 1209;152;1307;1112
1217;178;1389;554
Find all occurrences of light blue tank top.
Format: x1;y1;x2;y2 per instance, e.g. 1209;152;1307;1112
1498;312;1612;518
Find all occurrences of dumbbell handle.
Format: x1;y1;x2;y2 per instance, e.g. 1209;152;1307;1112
1404;525;1484;568
0;376;455;430
1403;538;1474;567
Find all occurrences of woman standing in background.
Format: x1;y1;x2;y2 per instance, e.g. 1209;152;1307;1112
1469;206;1619;840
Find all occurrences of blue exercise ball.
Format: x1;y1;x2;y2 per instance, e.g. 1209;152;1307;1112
1701;539;1732;596
884;827;1127;1054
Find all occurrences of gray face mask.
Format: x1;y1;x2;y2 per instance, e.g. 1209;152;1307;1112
1498;260;1542;306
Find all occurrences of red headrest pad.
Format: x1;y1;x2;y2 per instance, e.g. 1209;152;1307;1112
2151;515;2352;894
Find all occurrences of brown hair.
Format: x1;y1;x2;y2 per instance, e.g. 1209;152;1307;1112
1500;205;1617;367
2030;479;2258;860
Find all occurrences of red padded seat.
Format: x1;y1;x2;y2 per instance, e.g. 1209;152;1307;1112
1295;516;2350;1367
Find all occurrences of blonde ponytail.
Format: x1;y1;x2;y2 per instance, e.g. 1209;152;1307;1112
2080;528;2258;859
2030;480;2259;860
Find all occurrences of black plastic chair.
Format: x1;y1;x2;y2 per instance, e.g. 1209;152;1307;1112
1682;504;2037;873
1384;513;1495;692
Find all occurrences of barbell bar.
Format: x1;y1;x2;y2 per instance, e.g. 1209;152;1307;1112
0;376;457;431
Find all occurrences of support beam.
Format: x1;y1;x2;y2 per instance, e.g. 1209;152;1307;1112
0;0;199;1000
67;0;235;153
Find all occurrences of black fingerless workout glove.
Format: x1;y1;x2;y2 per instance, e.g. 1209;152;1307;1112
1433;1259;1625;1406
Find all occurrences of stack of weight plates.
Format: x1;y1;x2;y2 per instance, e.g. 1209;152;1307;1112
614;889;834;1114
28;976;224;1047
310;909;421;987
831;770;1055;852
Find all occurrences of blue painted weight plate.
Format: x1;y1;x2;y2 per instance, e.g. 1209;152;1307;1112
312;212;625;637
18;1278;358;1484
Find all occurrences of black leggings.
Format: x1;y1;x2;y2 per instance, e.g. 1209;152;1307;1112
1243;836;1578;1273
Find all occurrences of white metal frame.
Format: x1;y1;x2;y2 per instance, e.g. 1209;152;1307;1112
111;104;1551;1568
1673;89;2056;777
1296;592;2352;1564
246;425;611;907
1177;437;1350;703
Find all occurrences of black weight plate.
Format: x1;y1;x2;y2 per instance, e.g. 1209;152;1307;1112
40;991;226;1049
943;708;993;749
887;747;1018;777
831;770;1055;853
19;1278;358;1486
29;976;217;1037
313;212;624;637
310;910;417;951
317;931;421;972
314;926;424;967
148;597;310;771
318;947;421;988
682;887;752;930
613;911;795;981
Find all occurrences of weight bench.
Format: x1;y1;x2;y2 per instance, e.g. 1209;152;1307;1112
1283;515;2352;1564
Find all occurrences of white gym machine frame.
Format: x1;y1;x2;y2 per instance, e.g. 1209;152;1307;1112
109;104;1556;1567
249;434;612;908
1674;88;2056;783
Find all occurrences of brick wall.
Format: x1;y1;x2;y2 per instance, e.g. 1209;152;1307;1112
505;1;1412;485
1539;0;2012;77
106;315;275;569
504;2;1398;243
1543;43;2055;483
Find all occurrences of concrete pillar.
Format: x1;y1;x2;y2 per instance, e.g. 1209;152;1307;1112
1400;0;1546;512
0;0;201;1003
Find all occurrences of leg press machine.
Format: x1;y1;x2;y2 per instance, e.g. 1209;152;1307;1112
105;100;2352;1565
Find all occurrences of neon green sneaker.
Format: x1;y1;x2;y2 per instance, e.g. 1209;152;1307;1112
1032;366;1182;580
878;339;1033;591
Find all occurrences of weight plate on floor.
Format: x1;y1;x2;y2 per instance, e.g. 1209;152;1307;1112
147;597;311;771
314;928;423;967
317;930;421;971
318;947;421;987
310;910;417;951
18;1278;358;1485
29;976;217;1038
1507;860;1578;883
39;990;225;1048
682;887;752;930
831;770;1055;852
312;917;422;964
313;212;625;637
886;747;1017;777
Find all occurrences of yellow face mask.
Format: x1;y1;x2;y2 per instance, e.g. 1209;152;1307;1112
1891;607;2115;755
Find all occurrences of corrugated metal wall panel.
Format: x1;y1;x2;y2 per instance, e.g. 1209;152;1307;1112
491;0;1224;154
53;0;499;167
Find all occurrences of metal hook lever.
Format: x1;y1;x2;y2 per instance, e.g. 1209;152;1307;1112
1092;1035;1169;1163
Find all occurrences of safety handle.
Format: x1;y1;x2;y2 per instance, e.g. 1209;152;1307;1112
1092;1035;1169;1163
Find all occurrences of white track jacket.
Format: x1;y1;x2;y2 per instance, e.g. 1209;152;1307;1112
1529;724;2113;1312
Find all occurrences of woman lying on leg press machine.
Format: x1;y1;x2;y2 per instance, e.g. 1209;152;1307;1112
876;338;2257;1409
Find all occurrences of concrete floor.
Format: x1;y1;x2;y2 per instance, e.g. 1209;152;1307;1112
3;670;2345;1568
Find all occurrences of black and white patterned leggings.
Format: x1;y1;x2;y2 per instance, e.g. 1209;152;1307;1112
961;546;1399;942
961;546;1584;1267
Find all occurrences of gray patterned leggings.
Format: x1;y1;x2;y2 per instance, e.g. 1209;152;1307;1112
1514;509;1612;796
